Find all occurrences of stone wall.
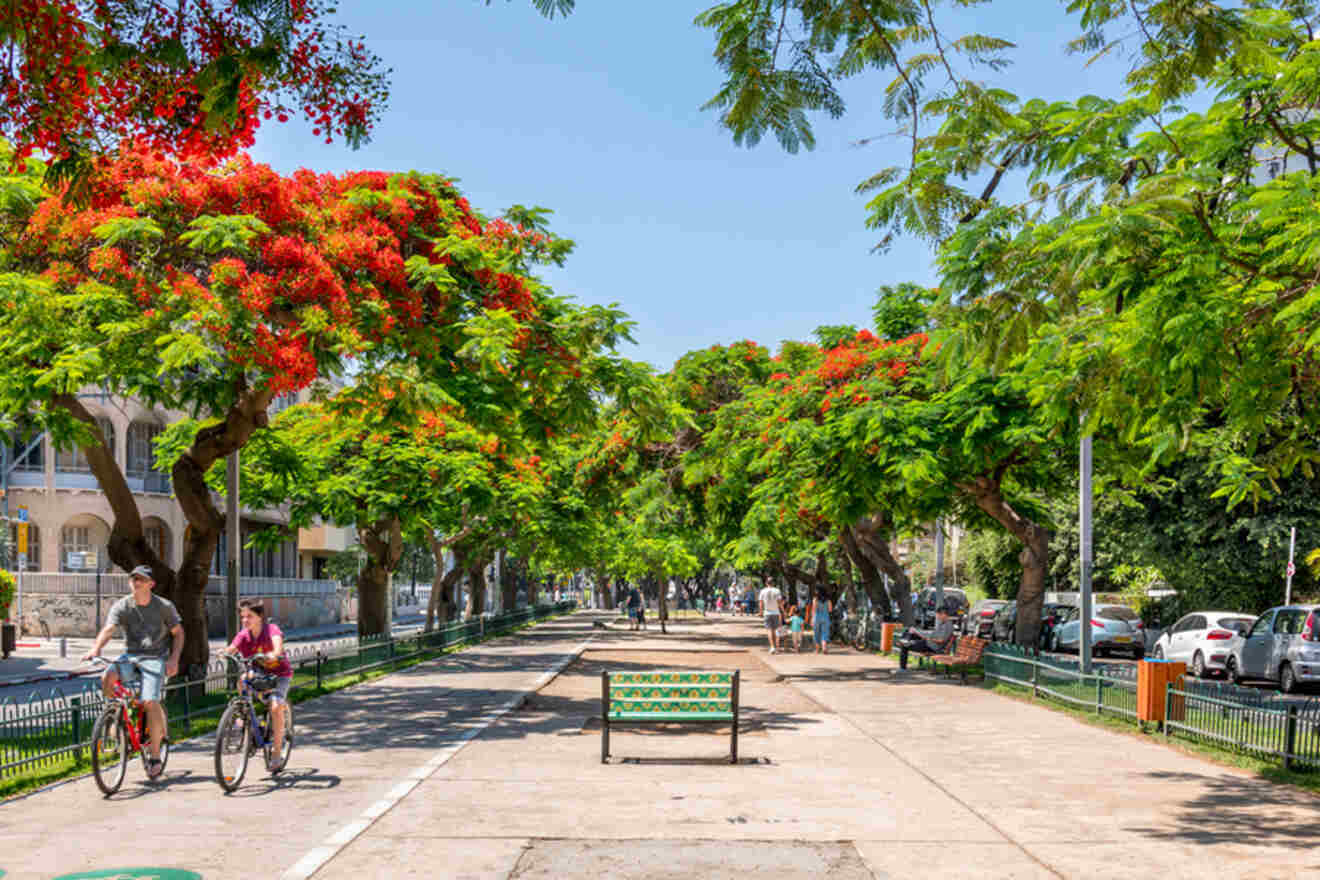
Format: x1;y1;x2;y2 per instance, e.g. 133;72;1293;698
17;591;344;638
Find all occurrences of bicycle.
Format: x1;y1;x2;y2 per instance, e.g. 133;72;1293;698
84;656;172;796
214;654;294;792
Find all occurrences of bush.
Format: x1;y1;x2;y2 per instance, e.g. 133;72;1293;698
0;569;14;619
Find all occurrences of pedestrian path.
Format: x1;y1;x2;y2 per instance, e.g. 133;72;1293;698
3;611;1318;879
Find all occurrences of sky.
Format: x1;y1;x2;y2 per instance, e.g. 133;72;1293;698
249;1;1133;372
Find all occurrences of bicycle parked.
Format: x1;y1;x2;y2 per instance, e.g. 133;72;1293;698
85;656;171;796
214;654;295;792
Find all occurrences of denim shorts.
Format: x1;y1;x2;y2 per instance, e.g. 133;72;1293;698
765;614;782;630
245;674;293;706
113;654;166;703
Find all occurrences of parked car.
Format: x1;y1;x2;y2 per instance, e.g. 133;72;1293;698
990;601;1017;642
1150;610;1255;678
917;587;969;628
1038;602;1072;650
964;599;1008;637
1227;605;1320;693
1050;604;1146;659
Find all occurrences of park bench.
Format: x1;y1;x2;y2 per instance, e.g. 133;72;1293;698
601;669;740;764
926;635;988;684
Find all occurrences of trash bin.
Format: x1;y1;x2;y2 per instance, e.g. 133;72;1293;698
1;621;15;659
880;622;897;653
1137;658;1186;722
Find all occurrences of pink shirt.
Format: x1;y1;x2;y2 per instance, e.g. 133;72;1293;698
229;622;292;677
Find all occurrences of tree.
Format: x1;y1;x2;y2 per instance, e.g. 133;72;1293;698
0;150;559;664
0;0;575;193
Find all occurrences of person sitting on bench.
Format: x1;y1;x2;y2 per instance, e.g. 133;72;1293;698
901;605;956;656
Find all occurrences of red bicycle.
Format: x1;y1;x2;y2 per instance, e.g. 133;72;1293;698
85;656;171;795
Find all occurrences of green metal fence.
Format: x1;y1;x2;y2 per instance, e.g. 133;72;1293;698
0;601;576;783
983;643;1139;720
983;643;1320;771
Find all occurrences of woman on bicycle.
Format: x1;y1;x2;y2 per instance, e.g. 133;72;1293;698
225;599;292;772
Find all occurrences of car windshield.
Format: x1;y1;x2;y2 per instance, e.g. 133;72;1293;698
1216;617;1254;635
1098;607;1139;622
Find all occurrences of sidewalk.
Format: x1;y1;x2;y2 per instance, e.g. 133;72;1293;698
3;611;1317;879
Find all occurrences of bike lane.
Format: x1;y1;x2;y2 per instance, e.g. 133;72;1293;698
0;613;597;880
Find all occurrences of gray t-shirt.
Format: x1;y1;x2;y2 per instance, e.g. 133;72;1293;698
107;594;181;658
928;618;955;650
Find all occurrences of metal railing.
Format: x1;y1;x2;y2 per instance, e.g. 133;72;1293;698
19;572;340;597
0;601;577;782
1165;681;1320;770
983;643;1138;720
982;643;1320;771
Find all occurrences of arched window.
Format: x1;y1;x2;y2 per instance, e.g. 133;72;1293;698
60;525;94;571
55;417;114;474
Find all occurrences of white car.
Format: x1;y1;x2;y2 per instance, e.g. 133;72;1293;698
1150;610;1255;678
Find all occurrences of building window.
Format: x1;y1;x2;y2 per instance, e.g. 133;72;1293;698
10;523;40;570
145;522;170;566
10;430;44;474
60;525;94;571
127;422;165;479
55;418;114;474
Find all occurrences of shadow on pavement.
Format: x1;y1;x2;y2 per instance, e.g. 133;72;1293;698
1128;770;1320;848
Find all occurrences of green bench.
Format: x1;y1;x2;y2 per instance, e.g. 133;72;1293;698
601;669;740;764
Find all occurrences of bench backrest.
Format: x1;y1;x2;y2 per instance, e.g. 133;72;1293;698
955;636;987;662
604;670;739;716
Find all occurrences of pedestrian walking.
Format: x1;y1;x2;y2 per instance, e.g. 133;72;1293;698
758;579;784;654
788;607;804;652
627;585;642;631
808;586;833;654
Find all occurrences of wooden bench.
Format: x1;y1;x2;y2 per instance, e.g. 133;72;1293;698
926;636;988;684
601;670;740;764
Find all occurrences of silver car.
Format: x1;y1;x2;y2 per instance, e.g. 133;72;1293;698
1050;604;1146;659
1150;610;1255;678
1227;605;1320;693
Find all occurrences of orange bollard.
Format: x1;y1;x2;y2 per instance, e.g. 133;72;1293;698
880;622;896;653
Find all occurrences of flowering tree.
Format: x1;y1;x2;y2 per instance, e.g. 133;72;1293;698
0;147;577;664
0;0;575;191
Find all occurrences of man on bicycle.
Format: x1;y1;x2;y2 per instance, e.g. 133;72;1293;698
81;564;183;778
224;599;292;771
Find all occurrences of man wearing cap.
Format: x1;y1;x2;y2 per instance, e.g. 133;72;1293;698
81;565;184;778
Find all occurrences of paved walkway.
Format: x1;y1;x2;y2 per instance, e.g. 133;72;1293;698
2;611;1317;879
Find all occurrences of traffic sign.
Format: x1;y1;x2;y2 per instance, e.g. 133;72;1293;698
1287;561;1296;577
16;523;26;555
16;507;27;523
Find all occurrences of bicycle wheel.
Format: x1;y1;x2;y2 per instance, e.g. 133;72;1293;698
138;705;171;779
263;703;294;775
90;709;128;796
214;701;251;792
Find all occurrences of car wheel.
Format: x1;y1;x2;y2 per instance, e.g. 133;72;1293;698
1191;651;1207;679
1152;644;1164;660
1226;656;1243;686
1281;662;1298;694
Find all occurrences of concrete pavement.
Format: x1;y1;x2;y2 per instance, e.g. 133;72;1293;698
3;611;1318;879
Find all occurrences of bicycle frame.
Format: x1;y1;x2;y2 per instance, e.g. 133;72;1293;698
94;659;152;754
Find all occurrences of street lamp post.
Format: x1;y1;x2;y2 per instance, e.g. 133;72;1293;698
1079;425;1094;674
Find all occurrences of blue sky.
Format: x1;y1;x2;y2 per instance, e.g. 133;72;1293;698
250;1;1132;371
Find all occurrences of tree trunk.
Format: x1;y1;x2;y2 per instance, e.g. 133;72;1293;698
465;561;489;619
425;539;463;630
499;551;519;613
958;477;1051;645
358;517;403;637
844;516;914;625
53;382;274;672
838;548;859;615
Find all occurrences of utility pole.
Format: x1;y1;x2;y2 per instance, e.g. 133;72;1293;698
933;519;945;613
225;451;240;645
1079;424;1094;674
1286;526;1297;605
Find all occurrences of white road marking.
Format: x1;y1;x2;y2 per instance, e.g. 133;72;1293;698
280;635;593;880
